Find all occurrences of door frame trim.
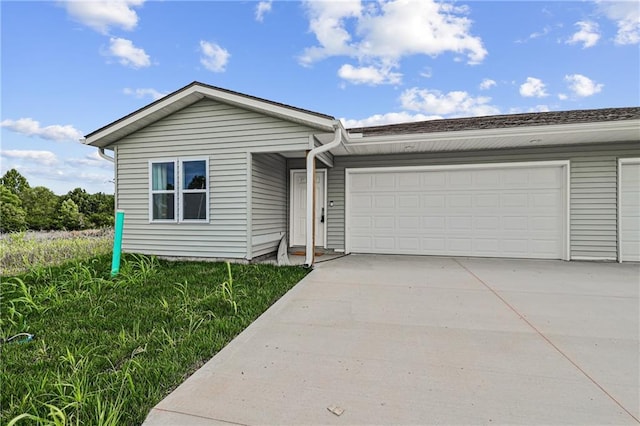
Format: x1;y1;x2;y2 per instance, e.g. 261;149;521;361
345;160;570;260
617;157;640;262
289;169;327;248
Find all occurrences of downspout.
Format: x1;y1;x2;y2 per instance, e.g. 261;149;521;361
98;147;114;162
305;125;343;267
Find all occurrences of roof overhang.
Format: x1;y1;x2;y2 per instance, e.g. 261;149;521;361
84;83;337;148
334;119;640;155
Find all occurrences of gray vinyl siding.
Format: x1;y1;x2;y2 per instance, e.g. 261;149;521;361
251;153;287;258
315;142;639;259
114;98;319;259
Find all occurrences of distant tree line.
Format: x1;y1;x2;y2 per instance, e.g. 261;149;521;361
0;169;114;233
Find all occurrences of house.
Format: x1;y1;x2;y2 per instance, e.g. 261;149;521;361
84;81;640;265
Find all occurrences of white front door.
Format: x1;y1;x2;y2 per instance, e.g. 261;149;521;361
290;169;326;247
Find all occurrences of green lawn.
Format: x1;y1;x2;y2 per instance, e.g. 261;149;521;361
1;254;308;425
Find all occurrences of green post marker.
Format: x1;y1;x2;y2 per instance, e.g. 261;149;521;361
111;210;125;277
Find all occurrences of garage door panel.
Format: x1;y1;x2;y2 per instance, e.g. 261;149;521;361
422;173;445;187
399;195;419;208
502;193;528;207
374;174;395;188
474;169;501;187
449;171;473;187
399;216;419;229
448;195;473;208
475;217;500;230
476;194;500;208
422;216;446;229
352;194;372;209
348;164;566;259
447;216;472;231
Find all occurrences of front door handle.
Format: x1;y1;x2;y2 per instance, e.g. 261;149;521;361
320;207;325;223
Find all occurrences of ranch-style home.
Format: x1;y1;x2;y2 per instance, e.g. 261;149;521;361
84;81;640;266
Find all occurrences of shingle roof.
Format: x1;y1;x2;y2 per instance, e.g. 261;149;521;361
348;107;640;137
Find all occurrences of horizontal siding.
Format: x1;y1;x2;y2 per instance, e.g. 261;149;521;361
319;142;639;259
251;153;287;258
115;98;320;259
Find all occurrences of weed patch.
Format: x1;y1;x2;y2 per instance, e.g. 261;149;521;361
1;254;308;425
0;230;113;276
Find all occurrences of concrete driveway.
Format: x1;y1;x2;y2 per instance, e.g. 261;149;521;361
144;255;639;425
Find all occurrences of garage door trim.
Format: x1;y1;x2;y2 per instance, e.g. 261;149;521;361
345;160;570;260
618;157;640;263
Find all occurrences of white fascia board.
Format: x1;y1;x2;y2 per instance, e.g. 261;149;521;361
345;119;640;147
85;88;205;147
196;85;337;132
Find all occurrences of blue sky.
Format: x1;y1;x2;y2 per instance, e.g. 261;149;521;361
1;0;638;195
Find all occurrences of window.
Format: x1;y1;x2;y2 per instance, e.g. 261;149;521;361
150;161;176;221
181;160;207;221
149;158;208;222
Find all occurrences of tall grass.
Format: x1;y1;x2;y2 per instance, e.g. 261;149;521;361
1;253;308;425
0;230;113;276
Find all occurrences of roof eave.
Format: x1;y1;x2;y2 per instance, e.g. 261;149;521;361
84;83;337;148
345;119;640;146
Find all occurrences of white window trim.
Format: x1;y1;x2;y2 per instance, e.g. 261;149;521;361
179;157;210;223
149;157;209;223
149;159;178;223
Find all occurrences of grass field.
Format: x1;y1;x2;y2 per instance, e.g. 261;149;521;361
0;229;114;276
1;239;308;425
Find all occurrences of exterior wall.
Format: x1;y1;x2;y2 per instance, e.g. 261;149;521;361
310;142;639;259
114;98;318;259
250;153;287;258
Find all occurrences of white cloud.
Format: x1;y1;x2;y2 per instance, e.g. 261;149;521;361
64;0;144;34
337;64;401;85
565;73;603;97
420;67;433;78
566;21;600;48
1;118;83;141
558;93;568;100
516;25;552;43
519;77;548;98
400;87;500;116
479;78;496;90
255;1;272;22
108;37;150;68
0;150;59;166
199;41;230;72
598;1;640;45
123;87;167;101
66;152;113;169
300;0;487;84
342;111;443;128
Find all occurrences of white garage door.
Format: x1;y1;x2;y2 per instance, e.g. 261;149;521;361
620;160;640;262
346;163;567;259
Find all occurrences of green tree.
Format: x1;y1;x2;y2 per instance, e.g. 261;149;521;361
22;186;59;230
58;198;84;230
0;169;30;198
0;185;27;232
62;187;92;216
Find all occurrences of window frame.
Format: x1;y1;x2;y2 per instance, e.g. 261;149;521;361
179;157;210;223
148;157;209;224
149;159;178;223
